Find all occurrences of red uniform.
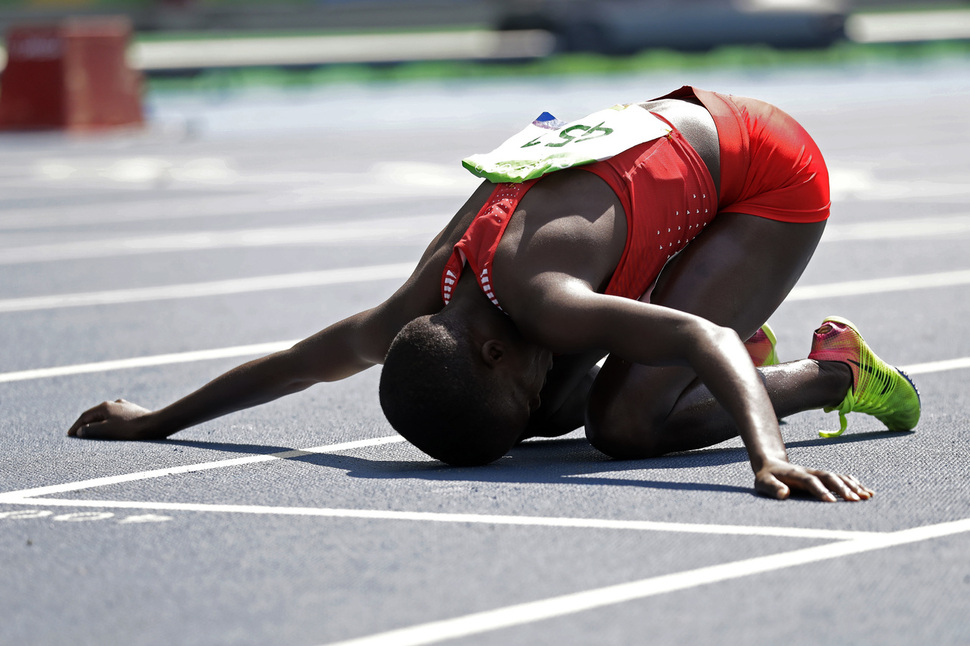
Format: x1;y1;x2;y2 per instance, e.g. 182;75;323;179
441;87;830;307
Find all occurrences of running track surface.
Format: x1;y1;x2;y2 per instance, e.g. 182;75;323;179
2;59;969;645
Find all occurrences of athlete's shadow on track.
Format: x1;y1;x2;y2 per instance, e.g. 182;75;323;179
165;429;905;497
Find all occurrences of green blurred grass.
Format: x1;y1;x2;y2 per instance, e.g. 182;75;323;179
144;39;970;94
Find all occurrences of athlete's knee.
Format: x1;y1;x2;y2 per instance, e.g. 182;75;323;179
584;380;666;459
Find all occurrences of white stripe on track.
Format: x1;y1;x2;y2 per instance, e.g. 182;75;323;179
2;264;969;383
0;495;874;541
0;340;297;384
0;216;442;265
787;269;970;301
3;265;969;315
318;518;970;646
822;214;970;241
902;356;970;375
1;211;966;266
0;339;967;388
0;436;404;500
0;192;461;232
0;263;413;313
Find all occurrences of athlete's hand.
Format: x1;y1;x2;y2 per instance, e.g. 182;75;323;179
68;399;161;441
754;459;874;502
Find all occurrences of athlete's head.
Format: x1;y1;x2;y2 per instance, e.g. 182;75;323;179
379;311;551;467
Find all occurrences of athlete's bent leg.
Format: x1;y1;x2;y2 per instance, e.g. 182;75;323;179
585;213;851;459
523;350;605;440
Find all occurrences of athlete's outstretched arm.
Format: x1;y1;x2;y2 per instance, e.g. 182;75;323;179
67;309;385;440
72;215;493;442
67;299;415;441
66;180;501;441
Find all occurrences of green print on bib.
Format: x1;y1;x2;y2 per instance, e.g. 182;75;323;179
462;104;672;183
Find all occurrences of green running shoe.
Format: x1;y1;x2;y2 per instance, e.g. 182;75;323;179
808;316;921;438
746;323;779;367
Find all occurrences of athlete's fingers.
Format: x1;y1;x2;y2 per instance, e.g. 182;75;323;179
778;469;838;502
73;420;110;440
816;471;861;502
79;423;131;440
837;474;871;499
805;475;838;502
754;473;791;500
67;402;111;436
843;474;875;498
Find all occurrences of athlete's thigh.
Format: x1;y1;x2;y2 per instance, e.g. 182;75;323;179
586;212;826;454
651;212;826;336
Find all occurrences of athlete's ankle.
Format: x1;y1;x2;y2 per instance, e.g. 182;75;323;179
815;359;853;408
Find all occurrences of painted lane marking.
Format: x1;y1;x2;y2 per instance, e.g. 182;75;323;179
0;436;405;500
788;269;970;301
0;216;443;265
0;160;477;232
117;514;173;524
0;427;874;542
822;215;970;241
902;356;970;376
2;261;969;315
320;518;970;646
0;262;413;313
0;496;875;542
0;509;171;523
0;192;449;231
0;510;53;519
1;211;967;266
0;341;298;384
52;512;115;522
1;344;966;388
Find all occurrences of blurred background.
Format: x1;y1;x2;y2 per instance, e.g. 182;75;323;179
0;0;968;80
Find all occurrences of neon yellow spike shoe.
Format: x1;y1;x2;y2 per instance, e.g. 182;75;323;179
808;316;921;438
745;323;779;367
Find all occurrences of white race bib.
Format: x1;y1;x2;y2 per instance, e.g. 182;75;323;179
462;104;672;183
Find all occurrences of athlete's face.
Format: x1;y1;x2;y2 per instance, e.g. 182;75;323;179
501;342;554;418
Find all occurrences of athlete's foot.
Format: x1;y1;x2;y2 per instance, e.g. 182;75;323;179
808;316;921;438
745;323;779;367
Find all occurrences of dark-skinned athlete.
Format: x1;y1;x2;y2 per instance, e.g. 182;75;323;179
68;87;921;502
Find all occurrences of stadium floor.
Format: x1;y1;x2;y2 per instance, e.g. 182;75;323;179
2;57;969;645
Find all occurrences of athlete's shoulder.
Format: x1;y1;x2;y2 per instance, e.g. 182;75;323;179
492;171;627;316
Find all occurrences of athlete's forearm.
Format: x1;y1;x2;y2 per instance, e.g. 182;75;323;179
144;316;381;437
534;292;789;470
67;312;382;442
141;349;319;438
685;325;789;472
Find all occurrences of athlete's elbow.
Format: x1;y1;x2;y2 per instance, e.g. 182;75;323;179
691;321;744;364
709;322;742;347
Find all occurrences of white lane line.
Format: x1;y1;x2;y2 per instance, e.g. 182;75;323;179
320;518;970;646
4;262;969;315
0;216;443;265
787;269;970;301
0;436;406;500
0;192;451;231
0;263;413;313
0;339;967;389
902;356;970;376
822;215;970;242
1;211;966;265
0;340;298;384
0;496;874;541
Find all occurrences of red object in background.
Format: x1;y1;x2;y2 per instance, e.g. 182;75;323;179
0;17;143;131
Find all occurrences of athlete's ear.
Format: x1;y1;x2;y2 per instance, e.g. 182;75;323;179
481;340;506;367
